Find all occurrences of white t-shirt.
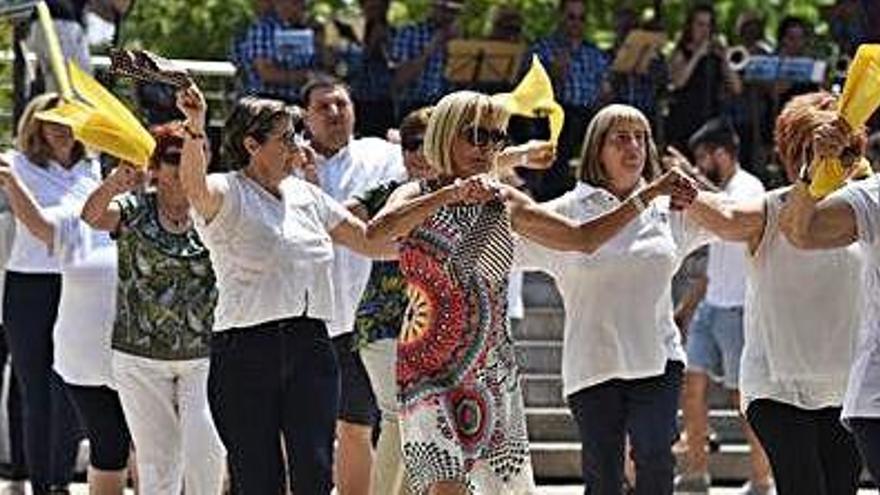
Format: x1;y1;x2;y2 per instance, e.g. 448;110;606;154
837;176;880;419
5;150;99;273
516;181;713;396
194;173;348;331
705;168;765;308
48;203;117;388
741;188;862;412
315;138;406;338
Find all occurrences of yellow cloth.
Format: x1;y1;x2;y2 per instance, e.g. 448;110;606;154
839;44;880;129
35;62;155;168
35;1;72;99
809;157;872;199
492;56;565;144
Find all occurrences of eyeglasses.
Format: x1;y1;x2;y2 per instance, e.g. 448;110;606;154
460;126;508;149
401;135;424;152
159;150;182;166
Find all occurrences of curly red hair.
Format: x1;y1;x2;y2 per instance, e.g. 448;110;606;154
774;91;867;170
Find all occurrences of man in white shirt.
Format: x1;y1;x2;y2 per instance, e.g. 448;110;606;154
302;77;405;495
675;118;772;495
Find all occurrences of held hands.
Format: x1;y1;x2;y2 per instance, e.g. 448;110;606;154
662;146;719;192
447;174;501;205
649;168;698;211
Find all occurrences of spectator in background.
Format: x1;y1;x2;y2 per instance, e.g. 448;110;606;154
773;16;818;109
389;0;462;118
339;0;396;138
729;10;775;181
867;131;880;171
236;0;328;103
230;0;275;97
606;7;668;132
666;3;742;157
823;0;867;56
527;0;610;201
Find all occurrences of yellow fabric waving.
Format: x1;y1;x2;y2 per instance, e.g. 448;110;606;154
492;56;565;144
839;44;880;129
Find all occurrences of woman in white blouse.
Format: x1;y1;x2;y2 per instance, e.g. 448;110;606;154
772;98;880;486
516;104;713;494
677;92;865;495
176;85;395;494
1;93;94;494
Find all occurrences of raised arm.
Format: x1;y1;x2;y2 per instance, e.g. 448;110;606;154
176;84;225;222
366;176;496;243
81;164;143;232
0;162;53;246
510;168;697;254
686;192;765;245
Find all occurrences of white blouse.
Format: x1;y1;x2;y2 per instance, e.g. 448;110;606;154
516;181;712;397
741;189;862;412
837;176;880;419
4;150;98;273
195;173;349;331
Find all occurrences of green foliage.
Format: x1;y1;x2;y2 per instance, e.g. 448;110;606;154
119;0;255;59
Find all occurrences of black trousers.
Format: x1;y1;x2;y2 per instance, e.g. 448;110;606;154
568;361;683;495
747;399;861;495
847;417;880;488
0;323;26;479
2;272;80;492
208;317;339;495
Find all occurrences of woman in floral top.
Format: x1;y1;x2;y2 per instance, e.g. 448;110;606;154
82;124;225;495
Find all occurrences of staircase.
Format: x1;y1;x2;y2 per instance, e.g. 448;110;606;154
516;272;752;483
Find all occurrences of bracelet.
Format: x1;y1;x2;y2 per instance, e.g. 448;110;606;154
183;124;206;140
630;192;647;213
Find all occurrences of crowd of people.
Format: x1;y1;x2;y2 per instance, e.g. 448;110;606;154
0;1;878;495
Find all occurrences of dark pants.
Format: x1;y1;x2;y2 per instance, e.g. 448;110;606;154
208;317;339;495
0;324;26;479
568;360;683;495
65;384;131;471
2;272;80;492
847;417;880;487
747;400;860;495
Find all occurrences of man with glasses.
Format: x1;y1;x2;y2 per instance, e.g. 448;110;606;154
526;0;610;201
301;76;406;495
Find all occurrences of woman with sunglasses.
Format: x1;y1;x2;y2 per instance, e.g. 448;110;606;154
367;94;696;494
0;93;121;495
81;124;226;495
175;84;398;494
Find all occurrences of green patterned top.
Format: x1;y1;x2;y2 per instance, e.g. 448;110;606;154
111;192;217;360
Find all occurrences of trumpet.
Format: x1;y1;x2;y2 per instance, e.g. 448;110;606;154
726;45;750;72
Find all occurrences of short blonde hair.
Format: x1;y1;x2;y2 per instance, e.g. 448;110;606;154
17;93;84;168
423;91;510;177
579;104;660;187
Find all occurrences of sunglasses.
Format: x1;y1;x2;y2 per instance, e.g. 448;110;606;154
401;135;424;152
461;126;508;149
276;127;308;150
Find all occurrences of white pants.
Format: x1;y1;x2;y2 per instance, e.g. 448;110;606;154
112;352;225;495
360;338;407;495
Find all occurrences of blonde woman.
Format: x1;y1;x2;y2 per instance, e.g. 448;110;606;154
367;94;696;494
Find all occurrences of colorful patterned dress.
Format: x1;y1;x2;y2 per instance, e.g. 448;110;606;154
397;187;535;494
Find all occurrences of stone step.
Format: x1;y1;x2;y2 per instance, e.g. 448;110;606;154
522;271;563;308
531;442;754;481
514;308;565;341
522;374;735;409
516;340;562;374
526;407;746;444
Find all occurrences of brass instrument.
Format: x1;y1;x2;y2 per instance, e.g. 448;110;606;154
726;45;750;72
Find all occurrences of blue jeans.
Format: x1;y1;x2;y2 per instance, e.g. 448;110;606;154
208;317;339;495
2;272;80;492
568;360;683;495
686;303;744;389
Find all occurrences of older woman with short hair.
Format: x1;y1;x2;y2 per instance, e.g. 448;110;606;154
367;95;696;495
176;85;393;494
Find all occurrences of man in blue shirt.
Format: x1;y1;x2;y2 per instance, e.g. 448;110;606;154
389;0;462;118
527;0;610;200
